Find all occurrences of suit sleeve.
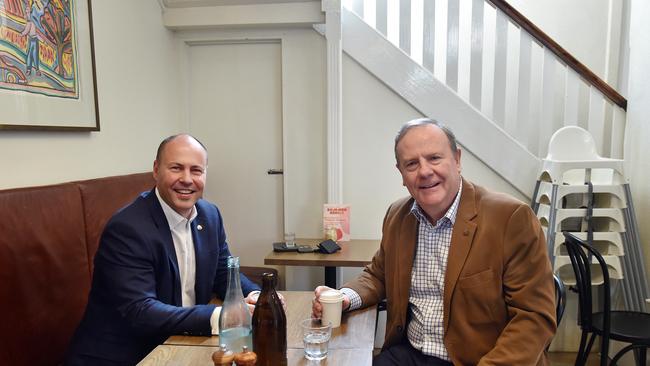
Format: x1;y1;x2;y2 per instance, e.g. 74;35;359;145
478;204;556;365
341;205;392;307
94;220;215;337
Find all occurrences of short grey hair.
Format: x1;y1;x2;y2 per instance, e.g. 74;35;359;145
394;118;458;164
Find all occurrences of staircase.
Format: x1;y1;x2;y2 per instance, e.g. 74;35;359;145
325;0;627;199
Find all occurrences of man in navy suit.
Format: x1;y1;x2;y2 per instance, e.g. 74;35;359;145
66;134;260;365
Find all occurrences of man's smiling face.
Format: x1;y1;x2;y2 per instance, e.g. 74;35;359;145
153;135;207;218
396;124;461;222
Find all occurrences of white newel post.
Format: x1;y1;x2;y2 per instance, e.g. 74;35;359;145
322;0;343;205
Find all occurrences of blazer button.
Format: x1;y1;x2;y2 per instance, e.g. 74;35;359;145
397;325;403;332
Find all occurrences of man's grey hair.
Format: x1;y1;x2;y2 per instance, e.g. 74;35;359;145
394;118;458;164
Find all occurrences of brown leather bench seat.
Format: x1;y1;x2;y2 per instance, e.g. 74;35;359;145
0;173;155;366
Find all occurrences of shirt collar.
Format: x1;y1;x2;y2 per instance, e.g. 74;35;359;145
410;179;463;226
155;187;198;229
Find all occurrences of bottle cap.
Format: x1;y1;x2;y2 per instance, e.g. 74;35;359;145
319;289;344;303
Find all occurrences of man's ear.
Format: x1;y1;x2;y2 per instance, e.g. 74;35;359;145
152;160;159;180
396;163;407;186
455;149;462;172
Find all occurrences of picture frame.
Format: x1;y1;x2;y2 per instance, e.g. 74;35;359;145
0;0;99;131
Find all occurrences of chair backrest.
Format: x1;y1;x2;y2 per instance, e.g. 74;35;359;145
553;273;567;326
546;126;601;160
240;266;280;289
563;232;611;355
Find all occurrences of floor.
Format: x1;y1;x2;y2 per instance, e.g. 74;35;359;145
549;352;601;365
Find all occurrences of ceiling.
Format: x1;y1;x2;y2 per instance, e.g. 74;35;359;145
162;0;319;8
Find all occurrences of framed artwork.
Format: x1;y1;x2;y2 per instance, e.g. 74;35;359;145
0;0;99;131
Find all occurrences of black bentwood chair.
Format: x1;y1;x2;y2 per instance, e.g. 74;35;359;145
563;232;650;366
554;273;567;327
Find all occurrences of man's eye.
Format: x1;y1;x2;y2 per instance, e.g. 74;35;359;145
170;166;181;171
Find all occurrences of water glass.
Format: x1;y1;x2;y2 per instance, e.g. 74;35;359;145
301;318;332;361
284;232;296;247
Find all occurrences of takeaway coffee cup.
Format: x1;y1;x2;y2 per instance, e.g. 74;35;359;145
319;289;344;328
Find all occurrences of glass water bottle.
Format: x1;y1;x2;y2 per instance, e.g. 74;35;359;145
218;256;253;353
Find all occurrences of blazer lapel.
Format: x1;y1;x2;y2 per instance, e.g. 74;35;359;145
145;190;182;305
443;179;478;333
397;208;418;317
191;214;210;304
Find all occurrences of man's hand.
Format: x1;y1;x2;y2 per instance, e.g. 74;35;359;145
311;286;350;319
244;290;287;316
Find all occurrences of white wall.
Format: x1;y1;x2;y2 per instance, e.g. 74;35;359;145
0;0;184;189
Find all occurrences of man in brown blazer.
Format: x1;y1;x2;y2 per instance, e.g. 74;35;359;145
313;119;556;365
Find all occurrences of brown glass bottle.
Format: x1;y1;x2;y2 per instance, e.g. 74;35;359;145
251;273;287;366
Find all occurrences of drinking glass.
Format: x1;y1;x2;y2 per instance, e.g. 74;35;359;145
300;318;332;361
284;232;296;248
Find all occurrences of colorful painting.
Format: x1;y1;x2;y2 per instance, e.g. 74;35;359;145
0;0;78;98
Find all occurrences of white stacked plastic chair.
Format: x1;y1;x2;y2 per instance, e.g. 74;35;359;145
531;126;649;311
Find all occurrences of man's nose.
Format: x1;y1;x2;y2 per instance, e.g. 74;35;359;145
179;169;192;183
417;159;433;176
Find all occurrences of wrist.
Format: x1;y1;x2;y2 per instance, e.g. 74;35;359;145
343;297;351;312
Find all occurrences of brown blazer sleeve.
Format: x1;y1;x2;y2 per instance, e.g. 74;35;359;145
341;203;392;306
342;197;417;349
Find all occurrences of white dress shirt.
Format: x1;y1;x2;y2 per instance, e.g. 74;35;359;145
156;188;198;307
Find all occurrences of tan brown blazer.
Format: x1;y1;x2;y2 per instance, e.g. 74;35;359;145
343;179;556;365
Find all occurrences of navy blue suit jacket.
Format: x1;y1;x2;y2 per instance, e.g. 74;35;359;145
66;190;258;365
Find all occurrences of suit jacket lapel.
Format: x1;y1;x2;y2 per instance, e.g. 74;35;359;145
191;212;210;304
398;206;418;317
443;179;478;333
145;189;182;305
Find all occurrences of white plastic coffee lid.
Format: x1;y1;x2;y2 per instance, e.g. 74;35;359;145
319;289;344;303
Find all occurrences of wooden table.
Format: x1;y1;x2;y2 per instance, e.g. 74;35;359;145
264;239;379;288
139;346;371;365
139;291;377;365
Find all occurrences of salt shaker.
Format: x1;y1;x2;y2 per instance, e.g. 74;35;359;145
233;346;257;366
212;344;235;366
